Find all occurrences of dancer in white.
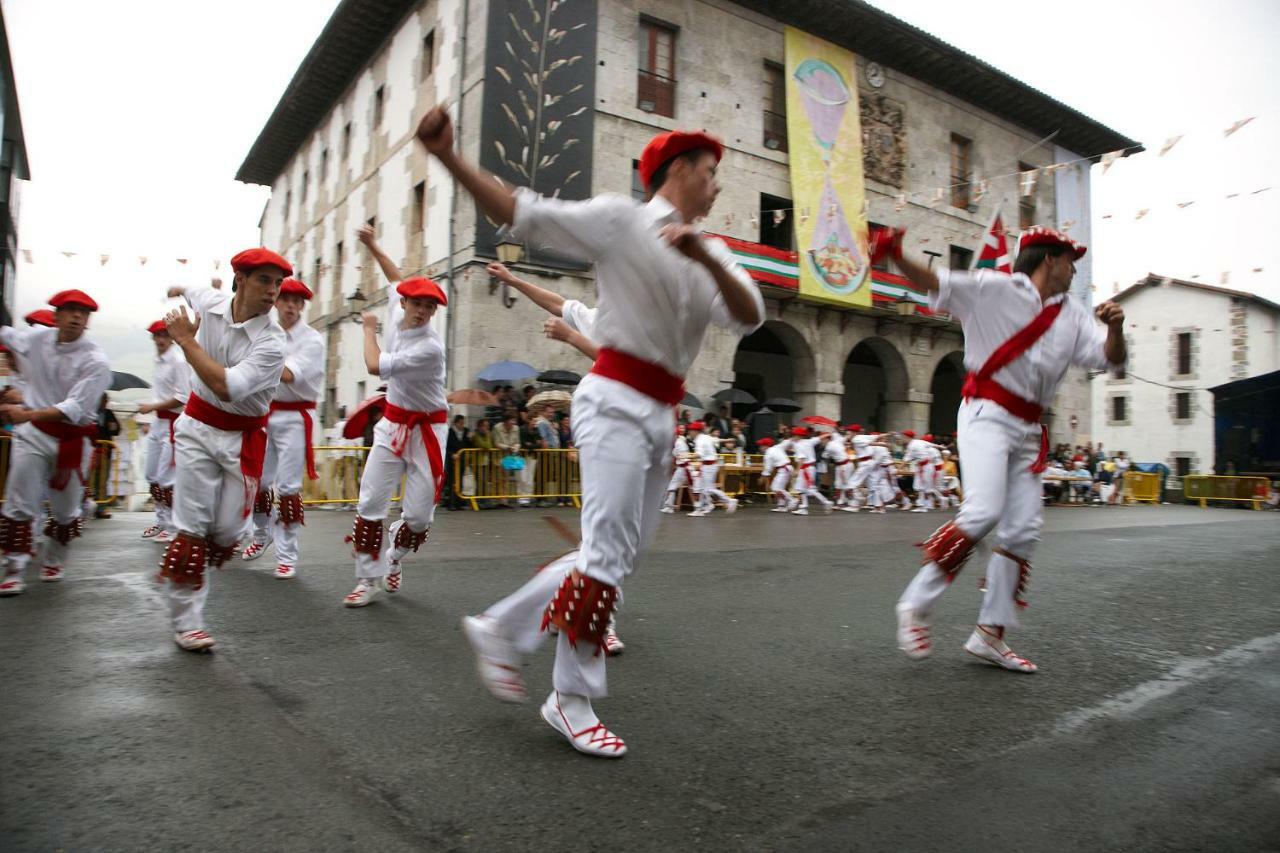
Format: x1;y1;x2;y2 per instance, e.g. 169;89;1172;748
823;429;856;510
901;430;935;512
689;420;737;517
758;436;796;511
661;424;694;514
343;264;450;608
242;278;325;579
0;290;111;595
846;425;874;511
789;427;832;515
420;106;764;757
883;225;1126;672
158;251;289;650
138;319;191;544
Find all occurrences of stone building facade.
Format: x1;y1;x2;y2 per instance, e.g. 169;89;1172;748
1092;275;1280;475
238;0;1136;440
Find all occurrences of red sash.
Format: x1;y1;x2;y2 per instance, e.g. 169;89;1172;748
32;421;97;490
961;300;1064;473
156;408;180;468
270;400;319;480
183;394;269;517
591;347;685;406
382;402;449;504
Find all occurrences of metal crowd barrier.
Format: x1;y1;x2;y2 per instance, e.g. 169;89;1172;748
1183;474;1269;510
1119;471;1162;505
451;447;581;511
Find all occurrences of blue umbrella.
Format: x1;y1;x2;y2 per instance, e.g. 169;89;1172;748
476;360;539;383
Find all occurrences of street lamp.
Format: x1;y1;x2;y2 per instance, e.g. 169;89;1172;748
346;288;368;324
490;239;524;309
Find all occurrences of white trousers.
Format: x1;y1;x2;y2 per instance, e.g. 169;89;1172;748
482;373;671;700
899;401;1043;628
165;417;257;633
696;461;732;511
252;409;309;567
663;464;692;509
833;462;854;499
144;422;177;531
352;417;447;579
1;425;90;571
769;467;793;500
795;465;830;509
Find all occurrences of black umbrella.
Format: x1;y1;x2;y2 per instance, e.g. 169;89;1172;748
711;388;757;405
680;391;703;409
537;369;582;386
762;397;802;413
110;371;150;392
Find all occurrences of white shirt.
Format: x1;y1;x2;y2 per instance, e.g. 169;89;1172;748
793;437;820;466
693;433;721;462
0;326;111;426
925;444;943;465
378;300;447;414
507;191;765;376
903;438;931;466
823;436;849;464
933;268;1116;409
273;318;326;404
152;345;191;408
762;444;791;476
673;434;691;463
872;445;895;468
851;434;872;460
560;299;597;337
183;284;286;417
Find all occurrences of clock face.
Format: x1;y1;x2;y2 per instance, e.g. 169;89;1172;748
866;62;885;89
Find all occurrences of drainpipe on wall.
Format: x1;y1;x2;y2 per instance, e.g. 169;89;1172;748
444;0;469;389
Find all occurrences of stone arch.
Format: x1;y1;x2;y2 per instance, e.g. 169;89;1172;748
841;336;910;431
733;319;815;422
929;350;965;437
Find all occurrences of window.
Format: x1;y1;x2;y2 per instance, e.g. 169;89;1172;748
763;62;787;152
357;381;366;405
333;241;344;297
301;170;309;203
421;30;435;81
284;189;292;223
341;122;352;160
320;148;329;182
637;18;677;117
373;85;386;129
1176;332;1192;375
1175;392;1192;420
1174;457;1192;477
413;181;426;233
759;193;792;251
1111;395;1127;423
313;257;322;292
949;245;973;271
949;134;971;209
868;221;890;272
630;159;646;200
1018;160;1036;229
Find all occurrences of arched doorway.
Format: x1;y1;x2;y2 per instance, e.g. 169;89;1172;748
929;351;964;437
841;337;908;431
733;320;812;439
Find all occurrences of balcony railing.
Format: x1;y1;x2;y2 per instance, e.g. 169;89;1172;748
636;70;676;118
763;109;788;152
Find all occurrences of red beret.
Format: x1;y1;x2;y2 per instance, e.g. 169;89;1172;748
903;430;916;438
638;130;725;190
230;247;293;276
147;320;168;335
24;309;57;327
278;278;314;300
396;276;448;306
49;289;99;312
847;423;862;432
756;437;775;447
791;426;810;438
687;420;705;431
1018;226;1086;260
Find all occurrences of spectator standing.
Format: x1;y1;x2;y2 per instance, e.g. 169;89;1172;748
493;410;522;506
445;414;471;510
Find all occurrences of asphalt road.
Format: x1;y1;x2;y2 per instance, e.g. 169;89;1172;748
1;503;1277;852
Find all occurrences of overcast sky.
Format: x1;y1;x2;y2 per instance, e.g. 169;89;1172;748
5;0;1278;378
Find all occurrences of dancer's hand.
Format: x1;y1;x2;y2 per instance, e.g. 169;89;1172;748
166;286;186;299
486;261;518;284
660;223;710;264
415;107;453;156
543;317;572;343
164;306;200;344
1094;300;1124;327
361;312;380;332
357;224;376;247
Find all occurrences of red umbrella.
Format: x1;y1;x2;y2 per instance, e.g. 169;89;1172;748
801;415;838;428
343;394;386;440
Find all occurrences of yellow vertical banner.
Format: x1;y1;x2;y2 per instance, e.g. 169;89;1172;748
785;27;870;307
